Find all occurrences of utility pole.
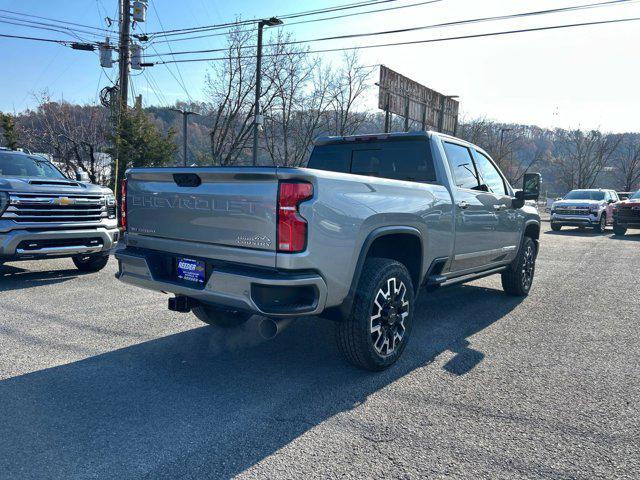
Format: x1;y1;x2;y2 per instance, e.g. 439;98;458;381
252;17;283;166
171;108;200;166
118;0;131;112
113;0;131;202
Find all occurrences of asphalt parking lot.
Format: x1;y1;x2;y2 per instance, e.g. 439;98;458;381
1;225;638;479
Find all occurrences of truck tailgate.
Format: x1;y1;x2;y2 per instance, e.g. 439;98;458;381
126;168;278;251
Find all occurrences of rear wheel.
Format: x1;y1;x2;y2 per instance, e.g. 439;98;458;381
551;223;562;232
192;305;252;328
336;258;414;371
501;236;537;297
72;253;109;272
594;214;607;233
613;223;627;236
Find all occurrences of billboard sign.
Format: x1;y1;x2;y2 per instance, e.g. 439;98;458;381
377;65;459;135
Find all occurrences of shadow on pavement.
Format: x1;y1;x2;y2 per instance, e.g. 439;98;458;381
543;228;604;237
0;284;522;478
608;232;640;242
0;264;87;292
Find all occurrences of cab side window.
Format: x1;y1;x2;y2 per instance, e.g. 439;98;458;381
443;142;480;190
472;150;508;196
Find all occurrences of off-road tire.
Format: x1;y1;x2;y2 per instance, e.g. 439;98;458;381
501;236;537;297
72;253;109;272
192;305;252;328
336;258;415;371
551;223;562;232
613;223;627;236
594;214;607;233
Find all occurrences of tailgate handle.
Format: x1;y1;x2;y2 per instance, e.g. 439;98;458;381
173;173;201;188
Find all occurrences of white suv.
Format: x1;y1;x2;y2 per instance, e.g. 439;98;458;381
550;189;618;232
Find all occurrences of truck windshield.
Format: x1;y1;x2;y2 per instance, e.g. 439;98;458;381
564;190;605;201
631;190;640;200
0;152;66;179
307;139;436;183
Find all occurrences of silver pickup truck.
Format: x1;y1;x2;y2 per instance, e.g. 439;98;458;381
116;132;541;370
0;149;119;271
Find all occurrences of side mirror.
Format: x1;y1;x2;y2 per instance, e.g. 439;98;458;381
512;173;541;209
522;173;541;201
75;171;90;182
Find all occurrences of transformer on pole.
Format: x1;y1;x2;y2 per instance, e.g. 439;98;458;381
131;44;143;70
99;39;113;68
132;1;148;23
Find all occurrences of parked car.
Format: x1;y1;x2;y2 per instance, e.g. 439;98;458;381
0;149;119;271
612;189;640;236
115;132;541;371
617;191;634;201
550;189;619;232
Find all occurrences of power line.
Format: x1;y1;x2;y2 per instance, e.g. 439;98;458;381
144;0;399;38
147;0;446;45
279;0;396;20
147;1;194;103
0;32;76;45
150;16;640;65
145;0;638;58
0;16;103;42
0;8;112;34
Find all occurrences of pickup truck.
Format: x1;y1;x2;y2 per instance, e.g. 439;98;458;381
116;132;541;371
550;189;619;232
0;149;119;271
612;189;640;235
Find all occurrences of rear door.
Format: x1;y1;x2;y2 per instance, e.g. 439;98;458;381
126;168;278;251
443;141;513;272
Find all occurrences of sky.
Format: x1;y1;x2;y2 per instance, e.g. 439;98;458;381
0;0;639;132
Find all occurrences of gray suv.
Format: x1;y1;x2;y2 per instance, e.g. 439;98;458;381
116;132;541;370
0;150;119;271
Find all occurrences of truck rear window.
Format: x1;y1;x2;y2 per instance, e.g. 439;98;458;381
307;140;436;183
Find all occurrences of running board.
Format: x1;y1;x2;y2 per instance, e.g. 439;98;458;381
428;266;508;288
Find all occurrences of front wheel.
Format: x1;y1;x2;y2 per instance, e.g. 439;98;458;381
192;305;252;328
594;214;607;233
613;223;627;236
335;258;414;371
551;223;562;232
501;236;537;297
72;253;109;272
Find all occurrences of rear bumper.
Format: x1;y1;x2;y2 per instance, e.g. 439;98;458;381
115;248;328;317
0;227;120;260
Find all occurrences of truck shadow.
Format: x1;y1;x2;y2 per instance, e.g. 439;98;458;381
608;232;640;242
543;229;603;237
0;264;87;292
0;284;522;478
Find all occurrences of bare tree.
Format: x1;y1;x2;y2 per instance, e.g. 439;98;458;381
203;26;284;166
457;119;549;184
330;52;374;136
612;135;640;191
262;34;335;167
552;129;621;190
18;92;111;184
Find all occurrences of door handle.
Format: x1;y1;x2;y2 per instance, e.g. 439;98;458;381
493;204;507;211
457;201;469;210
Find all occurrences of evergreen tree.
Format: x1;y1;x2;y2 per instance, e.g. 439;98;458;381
108;106;177;191
0;113;19;150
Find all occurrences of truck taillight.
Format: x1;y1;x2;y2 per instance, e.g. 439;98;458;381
120;179;127;231
277;181;313;253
